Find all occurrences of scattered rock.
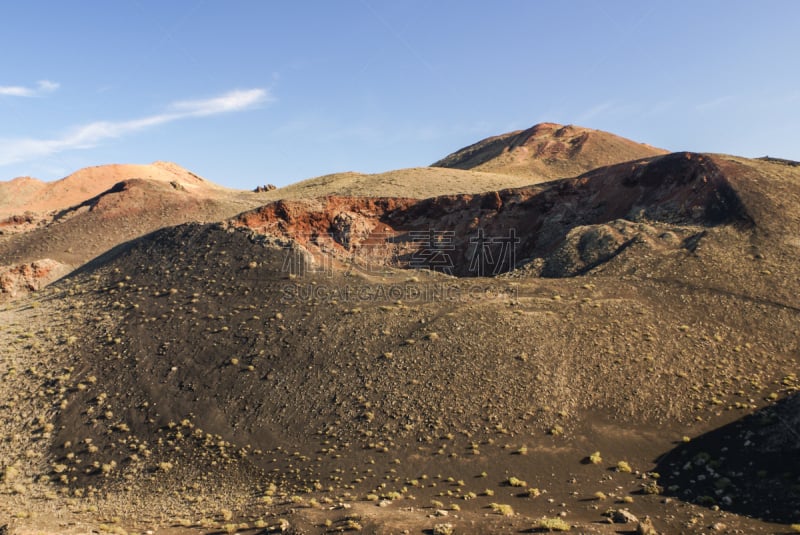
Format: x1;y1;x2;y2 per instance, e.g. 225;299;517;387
267;518;291;533
331;211;375;250
0;258;69;299
612;509;639;524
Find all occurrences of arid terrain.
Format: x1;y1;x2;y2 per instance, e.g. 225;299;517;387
1;123;798;534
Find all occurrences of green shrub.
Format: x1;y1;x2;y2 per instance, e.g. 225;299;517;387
533;516;571;531
490;503;514;516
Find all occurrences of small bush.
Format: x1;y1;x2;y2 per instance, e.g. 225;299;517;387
344;519;363;530
616;461;632;473
641;481;663;495
433;523;454;535
490;503;514;516
533;516;571;532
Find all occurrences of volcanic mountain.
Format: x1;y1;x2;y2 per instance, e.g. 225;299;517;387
0;161;220;220
0;162;268;299
0;129;663;301
1;127;799;534
432;122;668;180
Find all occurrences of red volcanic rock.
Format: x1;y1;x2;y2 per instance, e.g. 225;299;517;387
232;152;751;277
0;259;68;298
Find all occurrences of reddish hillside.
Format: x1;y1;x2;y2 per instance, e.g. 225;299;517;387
0;161;223;220
432;122;667;181
232;152;759;279
0;178;262;266
0;164;267;300
27;151;798;533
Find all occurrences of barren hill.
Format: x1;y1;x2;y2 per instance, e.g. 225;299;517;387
0;163;544;301
432;122;668;180
1;125;799;533
0;163;266;299
260;167;543;200
0;152;792;533
0;161;218;220
231;153;793;286
0;134;665;302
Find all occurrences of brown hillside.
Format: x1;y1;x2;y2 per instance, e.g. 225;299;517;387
231;153;762;281
262;167;544;200
2;116;799;533
0;162;538;302
0;165;268;300
432;122;667;180
0;161;220;220
0;152;793;532
1;178;259;262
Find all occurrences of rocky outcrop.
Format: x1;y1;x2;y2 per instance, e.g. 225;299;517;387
231;152;752;277
0;259;69;300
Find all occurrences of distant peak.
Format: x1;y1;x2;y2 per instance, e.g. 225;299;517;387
529;121;566;131
152;160;183;169
432;122;666;180
7;175;44;184
152;160;188;173
151;161;208;183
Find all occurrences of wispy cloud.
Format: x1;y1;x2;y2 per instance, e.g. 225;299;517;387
0;88;270;166
0;80;60;97
695;95;735;112
170;90;269;116
576;101;617;123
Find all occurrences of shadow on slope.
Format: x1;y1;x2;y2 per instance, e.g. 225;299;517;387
654;392;800;523
234;152;754;277
0;178;263;268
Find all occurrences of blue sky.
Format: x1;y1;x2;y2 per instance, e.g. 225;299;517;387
1;1;799;189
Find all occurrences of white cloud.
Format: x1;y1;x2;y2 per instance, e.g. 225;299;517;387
0;88;271;166
695;95;736;112
0;80;60;97
36;80;60;93
170;89;270;117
